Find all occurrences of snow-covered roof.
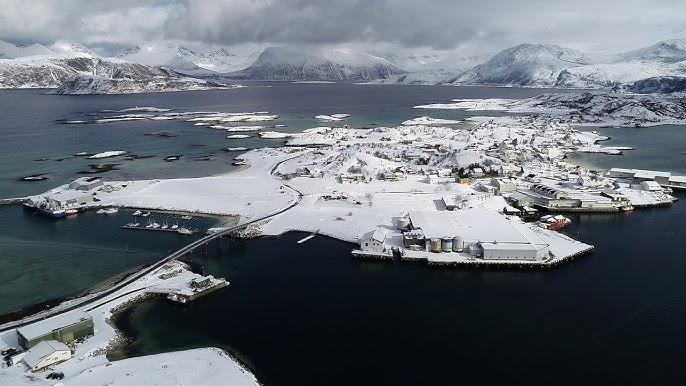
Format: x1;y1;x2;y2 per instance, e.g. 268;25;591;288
22;340;70;369
408;209;547;246
371;230;386;243
18;309;92;341
669;175;686;183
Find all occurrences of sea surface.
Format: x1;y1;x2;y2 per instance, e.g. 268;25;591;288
2;84;686;385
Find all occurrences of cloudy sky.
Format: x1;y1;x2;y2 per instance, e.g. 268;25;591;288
0;0;684;55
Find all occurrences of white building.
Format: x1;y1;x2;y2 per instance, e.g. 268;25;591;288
641;181;663;191
360;230;386;253
407;210;549;261
22;340;72;372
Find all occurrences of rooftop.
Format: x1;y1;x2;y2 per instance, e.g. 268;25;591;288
22;340;70;369
17;309;92;341
408;209;548;247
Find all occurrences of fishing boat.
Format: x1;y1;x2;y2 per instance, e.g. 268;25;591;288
620;205;634;212
537;214;571;230
36;203;66;218
65;208;78;216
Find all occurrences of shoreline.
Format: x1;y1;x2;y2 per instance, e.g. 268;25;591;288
213;163;251;177
105;284;264;384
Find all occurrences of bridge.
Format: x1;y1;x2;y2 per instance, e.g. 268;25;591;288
0;183;303;332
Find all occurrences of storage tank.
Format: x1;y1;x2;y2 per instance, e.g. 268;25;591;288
441;236;453;252
430;238;442;253
397;217;411;230
452;236;464;252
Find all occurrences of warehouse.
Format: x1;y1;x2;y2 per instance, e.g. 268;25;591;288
407;209;550;261
17;310;94;350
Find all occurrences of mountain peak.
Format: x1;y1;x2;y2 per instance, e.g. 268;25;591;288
49;40;98;57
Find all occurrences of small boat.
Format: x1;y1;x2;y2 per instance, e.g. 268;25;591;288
537;214;571;230
181;215;192;220
151;222;161;229
177;227;193;235
132;210;143;216
171;223;179;230
620;205;634;212
96;209;106;214
65;208;78;216
161;222;169;230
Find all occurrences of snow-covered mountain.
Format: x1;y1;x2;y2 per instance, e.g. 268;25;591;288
229;46;406;81
628;76;686;94
452;44;594;87
117;43;261;75
0;39;220;91
54;73;234;94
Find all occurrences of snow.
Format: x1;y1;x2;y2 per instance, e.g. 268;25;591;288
314;114;350;121
259;131;294;139
58;348;257;386
401;116;462;125
88;151;128;159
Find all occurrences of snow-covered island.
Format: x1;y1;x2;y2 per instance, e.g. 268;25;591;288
4;91;686;384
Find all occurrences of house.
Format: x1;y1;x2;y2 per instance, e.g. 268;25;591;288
469;168;484;178
360;230;386;253
339;173;366;183
22;340;72;372
492;178;518;194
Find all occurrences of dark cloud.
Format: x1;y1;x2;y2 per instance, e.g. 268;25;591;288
0;0;684;54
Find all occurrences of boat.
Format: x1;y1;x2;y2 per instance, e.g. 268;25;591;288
537;214;571;230
620;205;634;212
141;212;151;217
177;227;194;235
65;209;78;216
132;210;143;216
151;222;161;229
35;204;66;218
171;223;179;230
161;222;169;230
104;207;118;214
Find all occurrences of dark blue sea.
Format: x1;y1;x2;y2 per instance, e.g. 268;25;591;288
2;84;685;385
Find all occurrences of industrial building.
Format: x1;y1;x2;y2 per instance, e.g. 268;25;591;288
407;209;550;261
22;340;72;372
514;183;615;212
17;310;94;350
68;177;103;192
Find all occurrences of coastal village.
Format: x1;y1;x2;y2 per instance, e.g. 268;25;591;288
3;93;686;384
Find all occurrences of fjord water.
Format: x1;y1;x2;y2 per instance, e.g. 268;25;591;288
2;84;686;384
0;83;547;316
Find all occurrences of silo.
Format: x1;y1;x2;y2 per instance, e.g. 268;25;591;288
452;236;464;252
430;238;442;253
441;236;453;252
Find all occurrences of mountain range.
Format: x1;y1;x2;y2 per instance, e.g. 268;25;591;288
2;38;686;93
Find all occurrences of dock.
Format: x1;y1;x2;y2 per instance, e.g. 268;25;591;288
352;245;595;269
297;230;319;244
121;223;199;234
163;278;229;304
